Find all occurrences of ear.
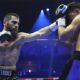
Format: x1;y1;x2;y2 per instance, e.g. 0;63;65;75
3;23;6;26
4;21;8;27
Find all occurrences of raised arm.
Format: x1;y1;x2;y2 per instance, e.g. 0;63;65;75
19;22;58;39
19;25;55;40
30;25;55;38
30;17;66;38
58;14;80;40
18;17;66;41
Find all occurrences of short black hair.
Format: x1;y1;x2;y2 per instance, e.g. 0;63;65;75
64;2;80;26
3;13;19;23
66;2;80;15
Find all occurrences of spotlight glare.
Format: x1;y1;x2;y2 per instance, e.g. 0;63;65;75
28;69;32;73
41;10;44;13
46;8;49;11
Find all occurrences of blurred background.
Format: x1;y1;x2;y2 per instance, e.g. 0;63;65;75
0;0;80;78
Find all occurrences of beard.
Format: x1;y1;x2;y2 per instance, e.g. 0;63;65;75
6;25;18;40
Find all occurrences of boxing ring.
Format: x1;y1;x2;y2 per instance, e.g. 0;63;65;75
0;38;78;80
17;39;74;79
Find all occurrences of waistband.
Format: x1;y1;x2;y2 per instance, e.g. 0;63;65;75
0;69;16;76
0;68;18;80
0;66;16;70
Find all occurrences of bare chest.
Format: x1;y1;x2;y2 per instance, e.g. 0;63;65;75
0;38;22;66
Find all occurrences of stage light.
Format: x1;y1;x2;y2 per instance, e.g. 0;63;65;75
41;10;44;13
46;8;50;11
31;9;51;32
53;70;56;73
28;69;32;73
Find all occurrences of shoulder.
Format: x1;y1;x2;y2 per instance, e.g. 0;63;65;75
72;14;80;25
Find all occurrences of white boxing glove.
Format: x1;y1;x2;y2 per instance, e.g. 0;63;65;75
0;30;11;36
49;17;66;32
0;30;12;43
56;17;66;27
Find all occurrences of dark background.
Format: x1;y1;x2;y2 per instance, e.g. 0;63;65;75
0;0;80;78
0;0;79;32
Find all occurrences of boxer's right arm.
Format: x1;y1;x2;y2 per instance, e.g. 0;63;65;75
59;14;80;40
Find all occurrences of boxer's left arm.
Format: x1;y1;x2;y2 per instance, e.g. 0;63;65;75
58;14;80;40
18;26;53;39
19;17;66;40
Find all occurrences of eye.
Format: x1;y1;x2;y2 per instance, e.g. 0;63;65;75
12;21;18;24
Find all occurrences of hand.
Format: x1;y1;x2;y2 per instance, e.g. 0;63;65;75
49;17;66;31
49;21;58;31
0;31;12;43
55;4;68;17
56;17;66;27
0;31;11;36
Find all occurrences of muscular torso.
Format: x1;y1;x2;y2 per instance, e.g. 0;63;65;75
0;31;38;69
0;44;19;66
0;35;23;68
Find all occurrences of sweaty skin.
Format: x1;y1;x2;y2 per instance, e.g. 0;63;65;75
0;15;55;70
58;14;80;51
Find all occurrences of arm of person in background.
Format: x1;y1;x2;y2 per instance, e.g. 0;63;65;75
58;14;80;41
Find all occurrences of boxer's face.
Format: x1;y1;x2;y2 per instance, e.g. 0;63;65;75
4;16;20;38
6;16;19;32
5;16;19;33
67;8;80;22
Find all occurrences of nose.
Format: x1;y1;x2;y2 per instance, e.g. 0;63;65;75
15;24;18;27
14;23;19;27
12;24;18;29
